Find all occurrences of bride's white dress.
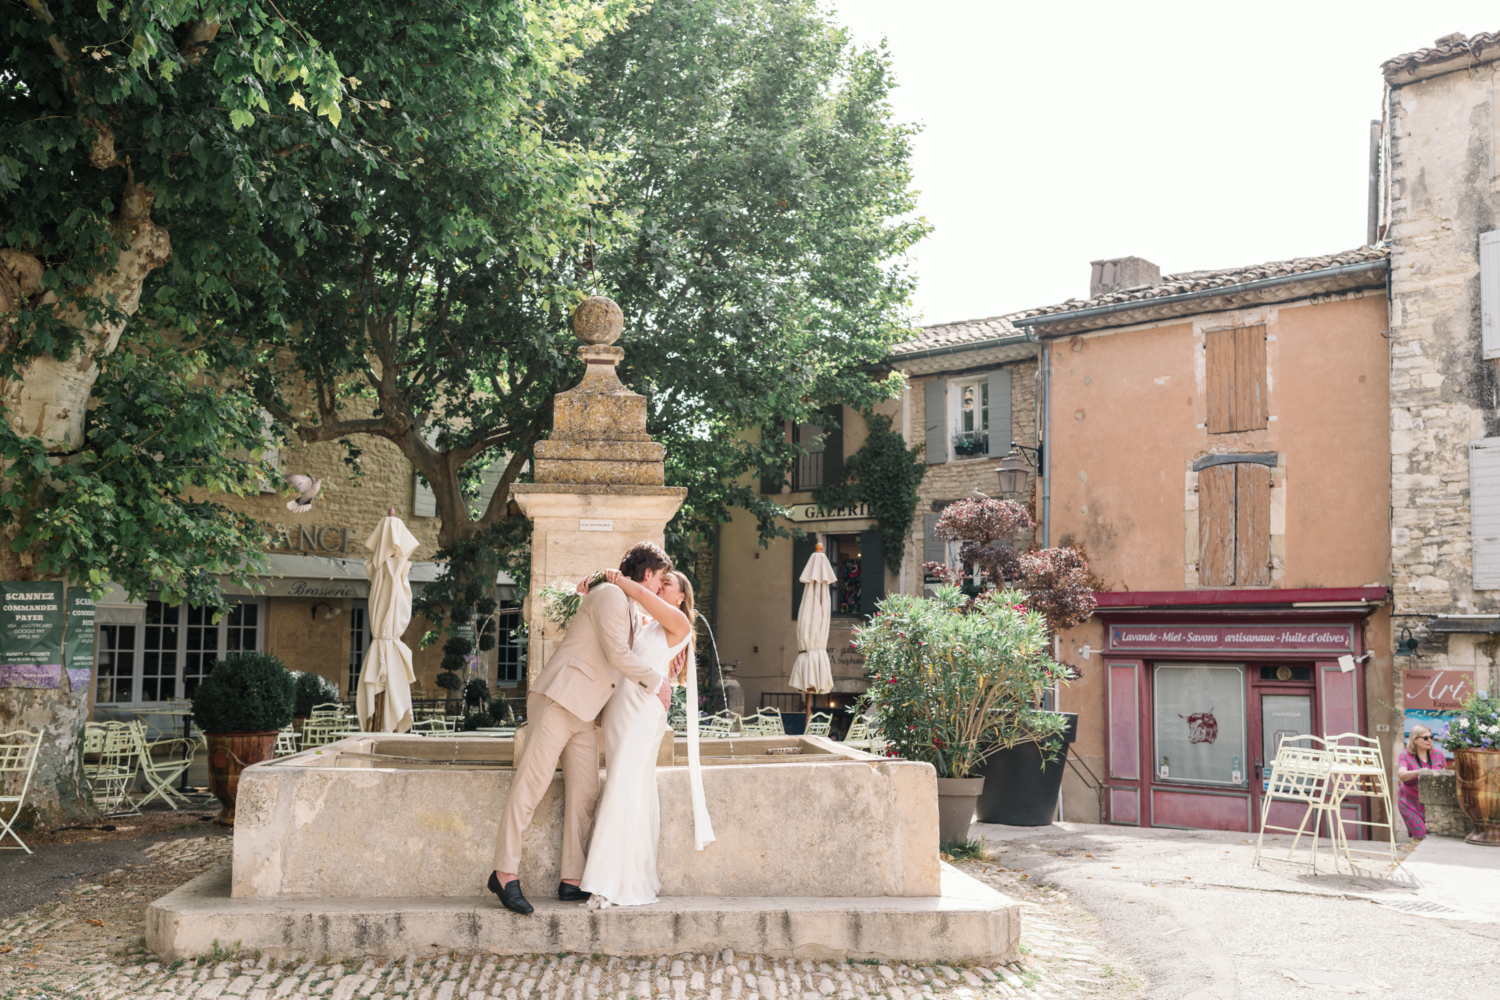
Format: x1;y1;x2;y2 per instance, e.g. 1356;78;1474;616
579;618;692;907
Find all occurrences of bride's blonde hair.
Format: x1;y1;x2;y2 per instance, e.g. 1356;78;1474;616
668;570;696;685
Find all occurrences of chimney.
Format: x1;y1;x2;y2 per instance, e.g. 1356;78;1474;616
1089;256;1161;298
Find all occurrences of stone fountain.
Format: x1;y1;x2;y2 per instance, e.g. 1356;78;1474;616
146;299;1019;963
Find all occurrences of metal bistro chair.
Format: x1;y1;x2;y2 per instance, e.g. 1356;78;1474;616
842;716;873;751
804;712;833;738
1322;733;1399;873
274;725;299;757
0;729;43;852
1254;736;1336;874
699;714;735;739
131;722;200;811
86;721;142;817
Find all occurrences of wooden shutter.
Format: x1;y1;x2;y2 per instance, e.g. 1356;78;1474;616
861;528;886;614
791;534;816;620
922;513;944;578
1205;326;1267;433
820;405;843;488
924;379;947;464
986;369;1012;458
1107;660;1142;825
413;471;437;518
1206;330;1234;434
1471;437;1500;589
1483;231;1500;359
1235;463;1271;586
1198;464;1236;586
761;420;788;495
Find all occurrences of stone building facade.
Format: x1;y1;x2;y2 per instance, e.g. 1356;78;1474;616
1380;32;1500;700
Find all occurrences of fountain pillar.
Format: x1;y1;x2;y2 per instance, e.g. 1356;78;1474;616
510;296;687;683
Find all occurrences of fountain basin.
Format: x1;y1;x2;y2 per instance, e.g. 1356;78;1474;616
231;734;941;900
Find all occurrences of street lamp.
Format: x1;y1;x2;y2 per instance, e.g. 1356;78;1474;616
996;443;1042;496
1394;627;1419;657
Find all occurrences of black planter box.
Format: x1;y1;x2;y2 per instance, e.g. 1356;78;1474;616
974;712;1078;826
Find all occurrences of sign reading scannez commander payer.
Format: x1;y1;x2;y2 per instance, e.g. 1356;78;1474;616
0;582;65;688
1107;624;1354;655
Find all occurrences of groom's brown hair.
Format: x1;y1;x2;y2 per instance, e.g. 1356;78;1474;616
619;541;672;582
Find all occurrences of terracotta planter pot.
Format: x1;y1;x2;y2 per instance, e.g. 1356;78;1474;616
206;731;278;826
1455;747;1500;846
936;776;985;845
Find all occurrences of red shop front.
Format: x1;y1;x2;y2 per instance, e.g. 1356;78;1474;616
1098;588;1385;833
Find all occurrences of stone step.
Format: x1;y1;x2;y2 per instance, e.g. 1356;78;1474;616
147;864;1019;965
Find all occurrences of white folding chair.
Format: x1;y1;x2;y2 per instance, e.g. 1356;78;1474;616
0;729;42;852
274;726;298;757
842;717;872;751
804;712;833;737
1254;736;1334;873
86;722;141;816
131;723;198;810
1322;733;1398;873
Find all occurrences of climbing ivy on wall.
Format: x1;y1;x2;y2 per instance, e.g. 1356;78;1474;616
813;412;926;573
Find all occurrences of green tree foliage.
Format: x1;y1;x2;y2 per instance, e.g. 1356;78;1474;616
812;412;926;572
561;0;929;565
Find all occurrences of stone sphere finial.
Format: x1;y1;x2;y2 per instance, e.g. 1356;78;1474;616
572;295;624;346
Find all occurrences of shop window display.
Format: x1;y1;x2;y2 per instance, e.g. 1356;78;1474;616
1153;663;1247;786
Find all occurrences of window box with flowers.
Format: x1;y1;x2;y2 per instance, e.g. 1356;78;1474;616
1441;693;1500;845
855;586;1070;844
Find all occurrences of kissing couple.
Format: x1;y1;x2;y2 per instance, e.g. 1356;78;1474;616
488;541;715;913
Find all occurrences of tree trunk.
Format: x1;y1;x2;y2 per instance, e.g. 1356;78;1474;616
0;172;171;828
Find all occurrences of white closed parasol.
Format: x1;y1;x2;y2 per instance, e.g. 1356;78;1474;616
357;508;420;733
789;543;837;721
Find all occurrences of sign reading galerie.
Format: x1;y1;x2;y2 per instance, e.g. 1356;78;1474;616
1107;623;1355;655
0;582;64;688
781;502;872;523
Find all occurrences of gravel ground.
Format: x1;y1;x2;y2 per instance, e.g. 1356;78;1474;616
0;833;1142;1000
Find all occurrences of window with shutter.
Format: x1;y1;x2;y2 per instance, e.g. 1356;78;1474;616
1196;457;1274;587
1470;438;1500;589
1483;231;1500;359
1205;326;1267;433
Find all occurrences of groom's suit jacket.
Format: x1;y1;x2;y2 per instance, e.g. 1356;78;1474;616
533;581;664;722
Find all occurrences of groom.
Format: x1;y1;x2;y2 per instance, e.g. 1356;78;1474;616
487;540;674;914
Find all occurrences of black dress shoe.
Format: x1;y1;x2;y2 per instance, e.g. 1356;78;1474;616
558;882;591;902
487;872;534;915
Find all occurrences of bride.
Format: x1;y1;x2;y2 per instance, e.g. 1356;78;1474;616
577;567;714;906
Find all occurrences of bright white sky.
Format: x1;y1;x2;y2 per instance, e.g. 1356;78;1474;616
834;2;1499;326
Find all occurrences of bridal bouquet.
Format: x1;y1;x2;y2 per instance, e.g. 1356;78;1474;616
537;572;608;630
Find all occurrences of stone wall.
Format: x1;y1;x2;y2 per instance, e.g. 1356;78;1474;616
901;358;1041;593
1386;59;1500;694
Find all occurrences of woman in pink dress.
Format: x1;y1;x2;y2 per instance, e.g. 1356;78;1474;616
1396;725;1448;838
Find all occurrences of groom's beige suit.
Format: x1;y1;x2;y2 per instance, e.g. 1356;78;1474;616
492;581;664;880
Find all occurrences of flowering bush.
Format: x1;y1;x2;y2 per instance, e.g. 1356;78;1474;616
856;586;1071;778
1442;693;1500;753
926;497;1097;631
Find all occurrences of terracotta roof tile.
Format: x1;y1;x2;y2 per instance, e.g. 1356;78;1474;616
892;246;1388;356
1383;31;1500;81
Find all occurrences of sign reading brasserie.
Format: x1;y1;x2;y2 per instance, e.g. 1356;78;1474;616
0;582;65;689
780;502;872;523
1107;624;1354;655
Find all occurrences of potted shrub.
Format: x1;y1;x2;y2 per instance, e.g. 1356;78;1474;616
856;586;1070;844
1441;692;1500;846
291;670;341;734
192;650;295;825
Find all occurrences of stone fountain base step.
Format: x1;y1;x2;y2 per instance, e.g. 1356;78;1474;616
146;864;1019;964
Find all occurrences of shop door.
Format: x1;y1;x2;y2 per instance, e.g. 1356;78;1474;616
1250;680;1315;832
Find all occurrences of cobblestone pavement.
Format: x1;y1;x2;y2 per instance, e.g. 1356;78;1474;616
0;841;1144;1000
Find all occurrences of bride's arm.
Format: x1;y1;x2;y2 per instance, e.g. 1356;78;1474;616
603;570;691;645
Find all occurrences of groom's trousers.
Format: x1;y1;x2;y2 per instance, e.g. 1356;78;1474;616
492;693;599;880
